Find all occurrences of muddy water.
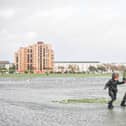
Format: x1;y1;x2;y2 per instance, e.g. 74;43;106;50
0;77;126;126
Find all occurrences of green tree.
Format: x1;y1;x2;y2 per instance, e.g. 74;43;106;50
88;66;97;73
0;68;7;74
9;65;16;74
97;65;106;72
68;64;80;73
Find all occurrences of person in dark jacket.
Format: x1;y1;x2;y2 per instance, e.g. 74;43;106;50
104;72;125;109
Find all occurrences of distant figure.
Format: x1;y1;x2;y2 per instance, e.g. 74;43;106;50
104;72;125;109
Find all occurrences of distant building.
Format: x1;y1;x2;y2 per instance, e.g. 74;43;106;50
15;41;54;73
54;61;101;73
0;61;10;68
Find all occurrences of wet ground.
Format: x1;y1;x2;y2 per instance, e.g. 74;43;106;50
0;77;126;126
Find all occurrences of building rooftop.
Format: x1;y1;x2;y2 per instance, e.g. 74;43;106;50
37;41;44;44
54;61;100;63
0;61;10;64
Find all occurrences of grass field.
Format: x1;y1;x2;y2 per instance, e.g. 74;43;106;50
0;73;112;79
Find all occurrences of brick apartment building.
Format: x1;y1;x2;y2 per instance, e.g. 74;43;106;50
15;42;54;73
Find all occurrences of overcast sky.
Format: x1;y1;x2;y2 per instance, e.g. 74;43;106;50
0;0;126;63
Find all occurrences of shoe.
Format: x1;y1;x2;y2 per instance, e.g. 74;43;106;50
120;101;126;107
121;104;126;107
108;104;114;109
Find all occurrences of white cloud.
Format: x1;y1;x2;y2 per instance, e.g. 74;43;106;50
0;9;15;19
25;32;37;40
33;6;80;20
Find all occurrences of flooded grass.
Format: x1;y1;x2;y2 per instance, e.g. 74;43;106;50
53;98;108;104
53;98;123;104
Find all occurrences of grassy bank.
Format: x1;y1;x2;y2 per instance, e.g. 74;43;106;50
0;73;112;79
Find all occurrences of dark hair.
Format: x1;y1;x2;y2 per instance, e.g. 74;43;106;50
112;72;119;79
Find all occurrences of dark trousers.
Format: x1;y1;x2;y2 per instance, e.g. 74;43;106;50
121;92;126;106
108;90;117;106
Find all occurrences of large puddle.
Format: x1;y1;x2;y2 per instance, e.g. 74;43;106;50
0;77;126;126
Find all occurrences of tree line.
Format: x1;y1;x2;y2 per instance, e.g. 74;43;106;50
56;64;126;73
